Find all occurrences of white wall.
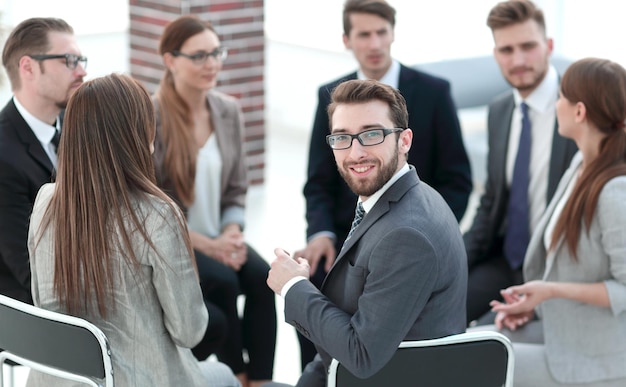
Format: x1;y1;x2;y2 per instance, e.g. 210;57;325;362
0;0;130;102
265;0;626;66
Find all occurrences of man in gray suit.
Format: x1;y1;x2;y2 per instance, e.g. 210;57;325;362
267;79;467;387
464;0;577;325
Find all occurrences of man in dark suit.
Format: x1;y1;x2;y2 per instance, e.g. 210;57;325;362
295;0;472;368
464;0;577;325
0;18;86;303
267;79;467;387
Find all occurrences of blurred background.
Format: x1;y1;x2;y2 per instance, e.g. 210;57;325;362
1;0;623;385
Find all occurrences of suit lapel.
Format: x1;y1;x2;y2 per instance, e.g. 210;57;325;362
547;121;571;199
327;169;419;273
494;95;515;186
526;153;581;278
6;100;54;173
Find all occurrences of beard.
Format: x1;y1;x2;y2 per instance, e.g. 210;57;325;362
504;65;548;94
339;149;399;197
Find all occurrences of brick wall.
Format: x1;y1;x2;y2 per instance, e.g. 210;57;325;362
129;0;265;184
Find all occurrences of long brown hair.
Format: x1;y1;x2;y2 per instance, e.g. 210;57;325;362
550;58;626;257
155;15;217;206
38;73;194;317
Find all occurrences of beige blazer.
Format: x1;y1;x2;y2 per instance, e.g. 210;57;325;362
524;152;626;384
152;89;248;229
27;184;210;386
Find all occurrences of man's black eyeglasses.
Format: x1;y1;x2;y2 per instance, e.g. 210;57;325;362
28;53;87;70
171;47;228;65
326;128;405;150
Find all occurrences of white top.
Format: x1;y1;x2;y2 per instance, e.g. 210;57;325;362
13;96;60;168
509;65;559;234
187;134;222;238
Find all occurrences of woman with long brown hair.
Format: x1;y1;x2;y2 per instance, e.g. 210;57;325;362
27;73;240;386
153;16;276;387
488;58;626;386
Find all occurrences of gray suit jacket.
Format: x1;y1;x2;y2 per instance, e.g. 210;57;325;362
525;152;626;384
287;168;467;387
27;184;211;386
464;91;578;266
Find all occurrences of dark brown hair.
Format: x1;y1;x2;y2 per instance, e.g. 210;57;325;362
2;17;73;90
486;0;546;35
343;0;396;36
38;73;193;317
551;58;626;258
328;79;408;130
155;15;217;206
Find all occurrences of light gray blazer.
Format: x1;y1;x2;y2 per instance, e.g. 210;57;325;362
524;152;626;384
287;168;468;387
27;184;210;386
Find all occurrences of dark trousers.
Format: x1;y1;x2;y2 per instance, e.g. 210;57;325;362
466;255;524;326
194;244;277;380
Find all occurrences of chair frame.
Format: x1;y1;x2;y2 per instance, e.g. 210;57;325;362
328;331;514;387
0;294;114;387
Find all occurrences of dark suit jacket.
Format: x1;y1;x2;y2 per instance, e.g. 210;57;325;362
288;168;467;387
303;64;472;251
463;91;578;267
0;99;56;303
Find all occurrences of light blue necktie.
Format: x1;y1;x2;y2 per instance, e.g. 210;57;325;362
504;102;531;269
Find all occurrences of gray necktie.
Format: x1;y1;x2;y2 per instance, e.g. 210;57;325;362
346;202;365;240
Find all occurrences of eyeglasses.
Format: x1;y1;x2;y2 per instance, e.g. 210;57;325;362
171;47;228;65
326;128;405;150
28;53;88;70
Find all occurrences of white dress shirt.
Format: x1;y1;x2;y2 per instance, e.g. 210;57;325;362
508;65;559;234
13;96;60;168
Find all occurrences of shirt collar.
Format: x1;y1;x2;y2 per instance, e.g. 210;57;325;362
13;96;59;144
357;59;400;89
360;163;410;214
513;65;558;112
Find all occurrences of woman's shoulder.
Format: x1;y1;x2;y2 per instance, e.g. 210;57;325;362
597;175;626;217
601;175;626;196
133;193;183;225
207;89;240;111
32;183;55;215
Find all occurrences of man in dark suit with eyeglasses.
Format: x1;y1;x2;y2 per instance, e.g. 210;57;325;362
0;17;87;303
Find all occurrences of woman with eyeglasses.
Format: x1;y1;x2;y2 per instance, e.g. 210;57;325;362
153;15;277;387
487;58;626;386
27;73;240;386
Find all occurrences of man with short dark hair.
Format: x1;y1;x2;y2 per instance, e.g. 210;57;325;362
464;0;577;325
0;17;87;303
267;79;467;387
295;0;472;367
